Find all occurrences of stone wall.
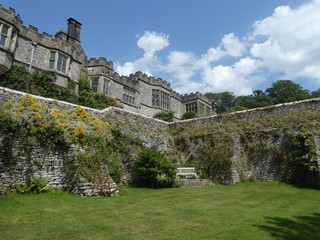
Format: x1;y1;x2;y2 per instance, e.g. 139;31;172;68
0;86;170;145
0;138;118;197
0;87;173;192
170;97;320;129
171;101;320;186
1;86;320;193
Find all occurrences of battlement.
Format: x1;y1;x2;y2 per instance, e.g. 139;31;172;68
171;90;183;100
86;57;114;70
129;71;171;89
182;91;211;104
0;4;57;40
0;4;22;23
0;5;85;59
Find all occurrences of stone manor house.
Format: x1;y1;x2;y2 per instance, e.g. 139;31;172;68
0;5;212;119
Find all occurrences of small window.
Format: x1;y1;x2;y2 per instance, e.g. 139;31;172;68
152;89;170;110
9;31;17;50
103;79;109;94
123;87;135;105
49;52;56;69
91;78;99;92
152;89;160;107
0;22;17;50
161;91;170;110
186;102;198;113
48;51;69;73
0;24;9;46
57;54;67;73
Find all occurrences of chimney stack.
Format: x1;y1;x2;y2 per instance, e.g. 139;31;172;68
67;17;82;42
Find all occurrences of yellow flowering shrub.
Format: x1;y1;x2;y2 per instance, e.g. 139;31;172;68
5;95;111;144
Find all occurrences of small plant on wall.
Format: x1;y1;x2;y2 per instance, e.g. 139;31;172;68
15;176;49;194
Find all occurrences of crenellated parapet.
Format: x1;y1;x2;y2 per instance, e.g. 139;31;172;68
112;72;139;90
182;91;211;104
171;90;183;101
130;71;171;89
0;4;85;63
86;57;114;70
85;57;114;77
0;4;23;25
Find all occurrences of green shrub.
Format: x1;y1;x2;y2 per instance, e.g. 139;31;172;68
222;106;248;114
153;111;174;122
182;111;198;120
105;154;123;184
134;146;176;188
0;65;122;110
15;176;49;194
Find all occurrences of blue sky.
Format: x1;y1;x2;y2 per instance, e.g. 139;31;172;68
2;0;319;95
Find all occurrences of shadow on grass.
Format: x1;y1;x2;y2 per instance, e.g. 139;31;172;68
256;213;320;240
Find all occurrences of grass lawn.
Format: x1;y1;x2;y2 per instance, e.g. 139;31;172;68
0;182;319;240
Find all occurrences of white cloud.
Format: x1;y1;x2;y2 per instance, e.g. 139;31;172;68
137;31;169;55
116;0;320;95
165;33;246;93
196;33;245;68
250;0;320;81
116;31;169;76
201;57;264;95
220;33;245;57
165;51;196;84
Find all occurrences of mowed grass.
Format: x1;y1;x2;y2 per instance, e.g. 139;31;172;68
0;182;319;240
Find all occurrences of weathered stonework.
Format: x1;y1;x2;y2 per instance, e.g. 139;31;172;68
0;139;118;197
1;87;320;195
0;87;174;194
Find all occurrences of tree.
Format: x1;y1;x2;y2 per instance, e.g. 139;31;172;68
134;147;176;188
266;80;310;104
204;91;236;113
234;90;274;109
0;64;77;102
234;95;255;109
75;74;123;109
311;89;320;98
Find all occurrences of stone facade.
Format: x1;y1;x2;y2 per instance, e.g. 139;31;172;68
0;5;212;119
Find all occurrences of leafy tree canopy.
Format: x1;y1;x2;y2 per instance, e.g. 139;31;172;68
265;80;310;104
205;80;313;113
204;91;236;114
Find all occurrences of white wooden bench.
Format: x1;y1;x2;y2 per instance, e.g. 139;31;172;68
176;167;198;179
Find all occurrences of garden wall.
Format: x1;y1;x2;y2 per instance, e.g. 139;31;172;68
0;87;172;194
1;86;320;194
0;139;118;196
170;97;320;129
172;111;320;187
0;86;171;150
